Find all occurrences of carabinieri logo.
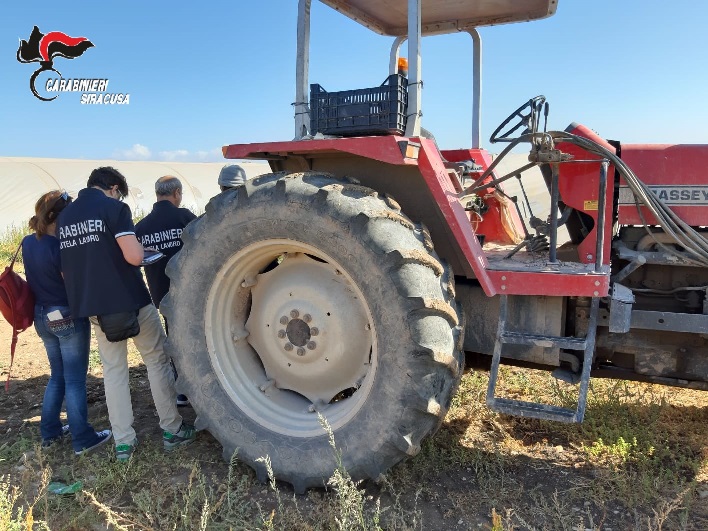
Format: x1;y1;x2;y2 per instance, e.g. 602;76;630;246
17;26;94;101
17;26;130;104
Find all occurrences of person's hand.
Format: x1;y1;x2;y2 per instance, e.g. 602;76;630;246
117;234;145;266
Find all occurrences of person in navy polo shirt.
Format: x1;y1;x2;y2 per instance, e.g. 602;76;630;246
57;166;196;462
135;175;196;407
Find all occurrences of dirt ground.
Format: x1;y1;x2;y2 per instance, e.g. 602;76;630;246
1;321;707;530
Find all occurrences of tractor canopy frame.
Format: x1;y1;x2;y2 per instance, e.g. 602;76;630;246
227;0;611;300
294;0;558;143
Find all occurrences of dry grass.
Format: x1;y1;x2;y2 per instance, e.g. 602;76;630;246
393;367;708;530
1;364;706;530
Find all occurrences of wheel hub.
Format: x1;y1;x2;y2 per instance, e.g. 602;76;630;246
285;318;310;347
245;253;372;404
204;239;378;437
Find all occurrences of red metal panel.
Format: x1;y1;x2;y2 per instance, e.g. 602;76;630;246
559;124;616;265
417;141;497;294
618;144;708;226
486;269;609;297
224;136;414;166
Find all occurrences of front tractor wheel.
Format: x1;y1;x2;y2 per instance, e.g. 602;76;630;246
162;172;463;492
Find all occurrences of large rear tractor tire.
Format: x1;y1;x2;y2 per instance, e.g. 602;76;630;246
162;172;463;492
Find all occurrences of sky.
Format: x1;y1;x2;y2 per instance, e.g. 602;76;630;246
1;0;707;162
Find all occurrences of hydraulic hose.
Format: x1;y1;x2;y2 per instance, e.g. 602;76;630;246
547;131;708;268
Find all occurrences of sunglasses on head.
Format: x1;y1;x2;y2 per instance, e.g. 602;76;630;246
53;190;70;206
48;191;71;217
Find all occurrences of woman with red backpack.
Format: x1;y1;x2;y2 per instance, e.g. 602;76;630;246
22;191;111;455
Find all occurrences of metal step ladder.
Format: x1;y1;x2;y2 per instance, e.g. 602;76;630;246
486;295;600;423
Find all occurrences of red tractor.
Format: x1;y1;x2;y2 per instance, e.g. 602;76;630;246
162;0;708;492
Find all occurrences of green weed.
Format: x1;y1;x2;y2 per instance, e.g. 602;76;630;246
0;224;30;265
586;435;646;465
0;435;35;465
319;412;381;530
88;348;102;372
0;470;50;531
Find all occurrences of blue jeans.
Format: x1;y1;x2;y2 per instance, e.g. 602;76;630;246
34;304;99;452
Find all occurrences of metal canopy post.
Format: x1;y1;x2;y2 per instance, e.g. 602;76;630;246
295;0;311;139
404;0;422;137
388;36;407;75
468;29;482;149
392;28;482;147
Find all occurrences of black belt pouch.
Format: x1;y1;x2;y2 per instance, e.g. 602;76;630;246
97;310;140;342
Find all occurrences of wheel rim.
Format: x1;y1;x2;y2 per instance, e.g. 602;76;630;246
205;239;377;437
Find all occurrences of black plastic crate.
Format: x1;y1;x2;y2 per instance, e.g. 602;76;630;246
310;74;408;136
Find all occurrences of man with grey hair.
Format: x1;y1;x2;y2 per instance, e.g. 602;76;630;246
135;176;197;406
218;164;247;192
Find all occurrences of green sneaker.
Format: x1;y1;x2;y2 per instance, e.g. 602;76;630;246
163;423;196;451
116;439;137;462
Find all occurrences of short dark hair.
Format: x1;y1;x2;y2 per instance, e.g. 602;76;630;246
87;166;129;198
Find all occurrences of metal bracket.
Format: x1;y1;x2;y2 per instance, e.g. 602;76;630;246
528;149;573;164
609;283;634;333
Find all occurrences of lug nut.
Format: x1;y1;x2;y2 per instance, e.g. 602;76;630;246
303;313;312;323
297;347;306;356
307;341;316;350
280;316;289;325
290;309;300;318
259;379;275;392
310;327;319;336
232;329;249;341
284;343;293;351
241;275;257;288
277;330;286;338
